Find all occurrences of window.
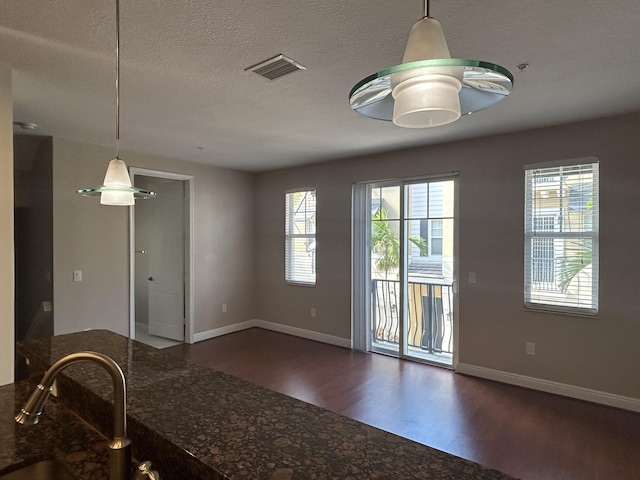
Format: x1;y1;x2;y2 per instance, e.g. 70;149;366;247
285;189;316;285
410;182;446;260
419;219;443;256
524;160;599;314
430;220;443;255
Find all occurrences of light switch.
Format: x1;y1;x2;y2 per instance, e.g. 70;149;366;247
468;272;476;284
73;270;83;282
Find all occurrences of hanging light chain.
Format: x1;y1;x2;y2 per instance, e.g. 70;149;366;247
115;0;121;158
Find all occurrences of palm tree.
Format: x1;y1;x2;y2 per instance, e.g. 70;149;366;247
559;240;592;292
371;209;427;278
559;195;594;292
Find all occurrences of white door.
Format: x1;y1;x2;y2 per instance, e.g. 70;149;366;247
147;178;185;341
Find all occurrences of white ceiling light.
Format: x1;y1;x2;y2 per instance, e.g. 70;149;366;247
77;0;155;205
349;0;513;128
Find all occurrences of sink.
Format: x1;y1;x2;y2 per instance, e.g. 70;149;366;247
0;459;75;480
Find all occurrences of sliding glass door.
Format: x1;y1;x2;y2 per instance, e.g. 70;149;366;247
366;177;456;366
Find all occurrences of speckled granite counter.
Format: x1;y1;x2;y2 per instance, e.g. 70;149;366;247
9;330;517;480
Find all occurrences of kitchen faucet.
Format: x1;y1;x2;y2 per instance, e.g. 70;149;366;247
15;351;131;480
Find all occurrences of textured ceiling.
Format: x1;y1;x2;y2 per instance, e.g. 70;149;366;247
2;1;640;172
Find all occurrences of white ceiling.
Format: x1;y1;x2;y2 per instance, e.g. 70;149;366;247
2;1;640;172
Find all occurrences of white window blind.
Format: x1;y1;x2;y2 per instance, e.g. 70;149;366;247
524;160;599;314
285;189;316;285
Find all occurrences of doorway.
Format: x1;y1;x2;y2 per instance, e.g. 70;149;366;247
352;175;458;367
129;168;194;347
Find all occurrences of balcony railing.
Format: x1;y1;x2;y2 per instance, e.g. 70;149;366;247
372;279;453;356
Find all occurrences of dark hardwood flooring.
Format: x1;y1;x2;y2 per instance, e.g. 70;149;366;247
165;328;640;480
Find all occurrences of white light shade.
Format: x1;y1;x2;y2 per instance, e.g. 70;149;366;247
391;17;462;128
393;74;461;127
100;190;134;205
100;158;134;206
402;17;451;64
103;158;132;187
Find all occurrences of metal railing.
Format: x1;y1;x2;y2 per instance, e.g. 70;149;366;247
372;279;453;355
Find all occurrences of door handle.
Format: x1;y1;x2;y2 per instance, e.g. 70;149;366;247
148;276;154;281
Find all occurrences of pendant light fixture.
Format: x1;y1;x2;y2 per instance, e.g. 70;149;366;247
77;0;155;205
349;0;513;128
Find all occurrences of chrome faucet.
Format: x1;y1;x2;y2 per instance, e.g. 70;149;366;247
15;351;131;480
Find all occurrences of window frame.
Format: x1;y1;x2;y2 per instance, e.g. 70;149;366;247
524;158;599;316
285;188;317;286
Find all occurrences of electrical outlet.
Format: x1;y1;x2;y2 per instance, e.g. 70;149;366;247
222;304;227;313
526;342;535;355
468;272;476;284
310;307;316;318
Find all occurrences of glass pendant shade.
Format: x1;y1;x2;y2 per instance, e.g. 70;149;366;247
392;74;461;127
100;158;134;205
349;6;513;126
76;157;155;203
101;190;134;206
400;17;450;62
392;17;461;127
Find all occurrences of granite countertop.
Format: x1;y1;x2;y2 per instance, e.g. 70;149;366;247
6;330;518;480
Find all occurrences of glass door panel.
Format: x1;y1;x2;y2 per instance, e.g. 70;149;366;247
404;181;454;365
370;185;400;355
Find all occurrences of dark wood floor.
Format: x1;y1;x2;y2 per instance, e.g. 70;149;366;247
165;328;640;480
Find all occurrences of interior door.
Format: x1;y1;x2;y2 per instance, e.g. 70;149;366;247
147;178;185;341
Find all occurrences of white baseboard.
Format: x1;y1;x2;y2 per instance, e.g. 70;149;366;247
192;320;257;343
191;319;351;349
456;363;640;413
253;320;351;348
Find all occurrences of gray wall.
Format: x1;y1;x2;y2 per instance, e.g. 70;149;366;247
254;112;640;400
52;138;256;338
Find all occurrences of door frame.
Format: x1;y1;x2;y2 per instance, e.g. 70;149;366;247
128;167;195;344
351;172;460;368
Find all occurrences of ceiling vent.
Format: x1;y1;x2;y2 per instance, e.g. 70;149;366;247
245;54;306;80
